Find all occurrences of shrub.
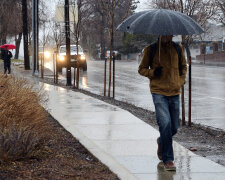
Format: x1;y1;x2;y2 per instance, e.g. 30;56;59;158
0;75;48;161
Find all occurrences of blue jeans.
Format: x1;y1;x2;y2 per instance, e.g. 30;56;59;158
152;93;180;163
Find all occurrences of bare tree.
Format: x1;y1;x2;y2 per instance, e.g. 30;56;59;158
149;0;218;57
39;20;51;78
51;21;62;51
68;0;90;87
94;0;139;97
215;0;225;26
0;1;22;44
0;0;48;62
0;1;29;50
81;0;138;59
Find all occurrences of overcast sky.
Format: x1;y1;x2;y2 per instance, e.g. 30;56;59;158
136;0;150;12
46;0;150;16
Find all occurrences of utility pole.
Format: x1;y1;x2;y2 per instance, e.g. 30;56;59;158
32;0;39;75
22;0;30;70
188;56;192;126
65;0;72;86
36;0;39;72
32;0;36;75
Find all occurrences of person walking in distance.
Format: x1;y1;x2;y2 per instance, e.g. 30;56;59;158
1;46;12;74
138;35;187;171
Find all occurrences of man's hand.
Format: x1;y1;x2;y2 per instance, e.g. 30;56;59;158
154;66;162;77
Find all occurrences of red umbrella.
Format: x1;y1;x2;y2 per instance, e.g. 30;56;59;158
0;44;16;50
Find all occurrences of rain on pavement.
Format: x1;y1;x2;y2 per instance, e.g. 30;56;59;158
45;59;225;131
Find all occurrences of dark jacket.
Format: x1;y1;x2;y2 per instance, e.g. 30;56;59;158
1;49;12;62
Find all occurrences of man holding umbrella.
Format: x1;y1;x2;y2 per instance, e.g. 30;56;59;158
138;35;187;171
117;9;204;171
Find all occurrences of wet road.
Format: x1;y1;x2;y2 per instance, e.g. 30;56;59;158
46;60;225;131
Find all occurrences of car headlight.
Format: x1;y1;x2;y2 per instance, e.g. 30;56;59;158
59;56;65;61
80;55;86;60
44;51;51;59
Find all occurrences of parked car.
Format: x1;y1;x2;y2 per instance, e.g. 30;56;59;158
58;45;87;72
106;50;121;60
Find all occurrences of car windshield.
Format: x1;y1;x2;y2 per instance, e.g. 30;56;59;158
60;46;82;53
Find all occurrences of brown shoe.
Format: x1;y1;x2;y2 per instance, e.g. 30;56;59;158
164;161;176;171
157;137;162;160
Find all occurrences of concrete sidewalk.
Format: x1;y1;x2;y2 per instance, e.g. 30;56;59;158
37;82;225;180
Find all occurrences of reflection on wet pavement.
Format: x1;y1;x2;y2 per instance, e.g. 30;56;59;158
82;76;88;88
44;60;225;131
69;61;225;131
41;83;225;180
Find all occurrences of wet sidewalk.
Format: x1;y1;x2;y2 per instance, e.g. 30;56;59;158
39;83;225;180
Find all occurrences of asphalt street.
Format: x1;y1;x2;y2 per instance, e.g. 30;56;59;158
45;59;225;131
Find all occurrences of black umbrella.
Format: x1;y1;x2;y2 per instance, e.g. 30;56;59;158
117;9;204;35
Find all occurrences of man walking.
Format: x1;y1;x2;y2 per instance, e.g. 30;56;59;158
1;46;12;74
138;35;187;171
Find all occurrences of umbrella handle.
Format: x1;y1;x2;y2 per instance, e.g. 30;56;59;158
158;36;161;66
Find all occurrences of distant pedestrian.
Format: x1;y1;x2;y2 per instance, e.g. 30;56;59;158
138;35;187;171
1;46;12;74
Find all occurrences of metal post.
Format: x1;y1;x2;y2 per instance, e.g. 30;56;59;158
73;67;76;88
108;52;111;97
180;38;186;126
76;62;79;89
40;54;42;78
56;51;58;84
113;52;115;99
53;53;56;83
36;0;39;72
32;0;36;75
181;86;185;125
104;52;107;96
41;46;44;78
65;0;71;86
188;56;192;126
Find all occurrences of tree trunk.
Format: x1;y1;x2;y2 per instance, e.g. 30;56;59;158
0;13;7;45
14;33;23;59
1;23;7;45
76;37;80;88
100;15;105;60
22;0;30;70
0;15;2;45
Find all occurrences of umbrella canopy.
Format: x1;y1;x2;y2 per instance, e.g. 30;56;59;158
117;9;204;35
0;44;16;50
